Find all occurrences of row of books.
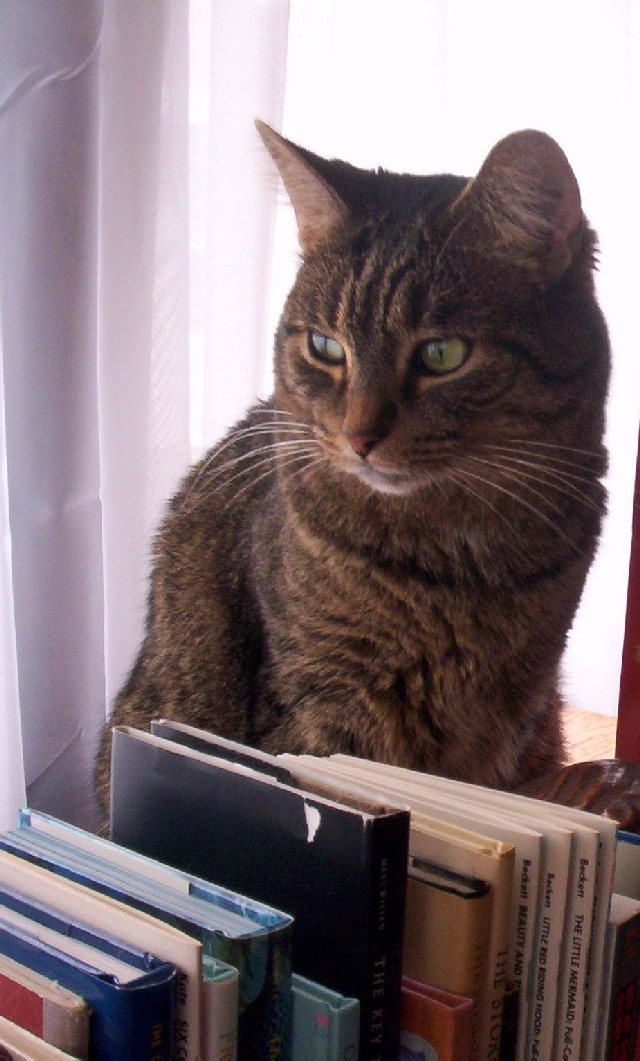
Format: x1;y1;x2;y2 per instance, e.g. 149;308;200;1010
106;720;638;1061
0;803;368;1061
0;746;467;1061
1;720;640;1060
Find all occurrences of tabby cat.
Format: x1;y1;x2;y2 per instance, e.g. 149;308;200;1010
95;123;609;813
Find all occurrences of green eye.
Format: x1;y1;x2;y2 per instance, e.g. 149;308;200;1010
417;338;468;374
308;331;346;365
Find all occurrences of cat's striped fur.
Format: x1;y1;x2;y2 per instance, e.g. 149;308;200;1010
96;125;609;813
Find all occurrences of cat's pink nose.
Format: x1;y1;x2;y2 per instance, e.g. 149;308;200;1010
346;432;381;459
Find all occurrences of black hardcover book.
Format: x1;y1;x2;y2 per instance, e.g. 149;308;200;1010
110;724;410;1061
151;720;296;784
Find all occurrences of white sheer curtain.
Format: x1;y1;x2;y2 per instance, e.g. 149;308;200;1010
0;0;290;831
0;0;194;831
0;0;637;832
0;311;24;832
0;0;106;832
189;0;289;453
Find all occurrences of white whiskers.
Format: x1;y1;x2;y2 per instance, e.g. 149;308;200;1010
464;452;601;514
181;407;321;506
220;448;326;513
448;469;533;565
453;461;578;546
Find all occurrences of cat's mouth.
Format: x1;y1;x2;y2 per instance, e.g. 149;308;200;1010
344;461;420;496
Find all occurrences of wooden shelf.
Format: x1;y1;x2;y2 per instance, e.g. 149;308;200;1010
563;705;616;764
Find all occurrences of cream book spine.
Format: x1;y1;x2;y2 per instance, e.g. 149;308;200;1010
403;860;492;1002
550;821;597;1061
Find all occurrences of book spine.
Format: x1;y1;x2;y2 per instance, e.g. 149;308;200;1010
116;977;175;1061
42;997;90;1061
526;871;560;1061
552;832;596;1061
580;829;617;1061
400;980;474;1061
201;974;238;1061
476;859;512;1061
330;1002;360;1061
508;850;538;1061
209;927;291;1061
0;973;45;1038
291;993;360;1061
525;838;570;1061
362;813;409;1061
600;911;640;1061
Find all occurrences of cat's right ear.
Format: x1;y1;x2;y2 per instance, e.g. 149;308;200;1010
256;121;350;251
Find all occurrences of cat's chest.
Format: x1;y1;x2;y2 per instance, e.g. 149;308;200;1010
259;520;496;689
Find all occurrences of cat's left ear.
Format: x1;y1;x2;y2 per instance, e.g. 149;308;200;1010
256;121;350;251
460;130;584;283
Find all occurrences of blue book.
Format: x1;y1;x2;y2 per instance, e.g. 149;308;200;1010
0;885;175;1061
291;974;360;1061
3;809;293;1061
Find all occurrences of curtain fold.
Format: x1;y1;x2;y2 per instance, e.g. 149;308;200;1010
98;0;191;711
0;312;25;832
190;0;290;455
0;0;193;830
0;0;105;830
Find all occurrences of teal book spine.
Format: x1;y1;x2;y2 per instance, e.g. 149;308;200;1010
292;974;360;1061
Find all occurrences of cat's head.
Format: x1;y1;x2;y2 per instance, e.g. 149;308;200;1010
258;122;609;512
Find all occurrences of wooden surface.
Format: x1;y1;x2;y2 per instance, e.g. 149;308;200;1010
563;705;617;764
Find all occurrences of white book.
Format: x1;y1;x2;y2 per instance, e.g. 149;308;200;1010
549;819;597;1061
324;754;616;1061
388;772;596;1061
0;850;203;1061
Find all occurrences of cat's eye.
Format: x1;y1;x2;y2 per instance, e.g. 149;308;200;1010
416;338;468;375
308;331;346;365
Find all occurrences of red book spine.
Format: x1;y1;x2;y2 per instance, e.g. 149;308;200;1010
0;973;44;1037
617;426;640;762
